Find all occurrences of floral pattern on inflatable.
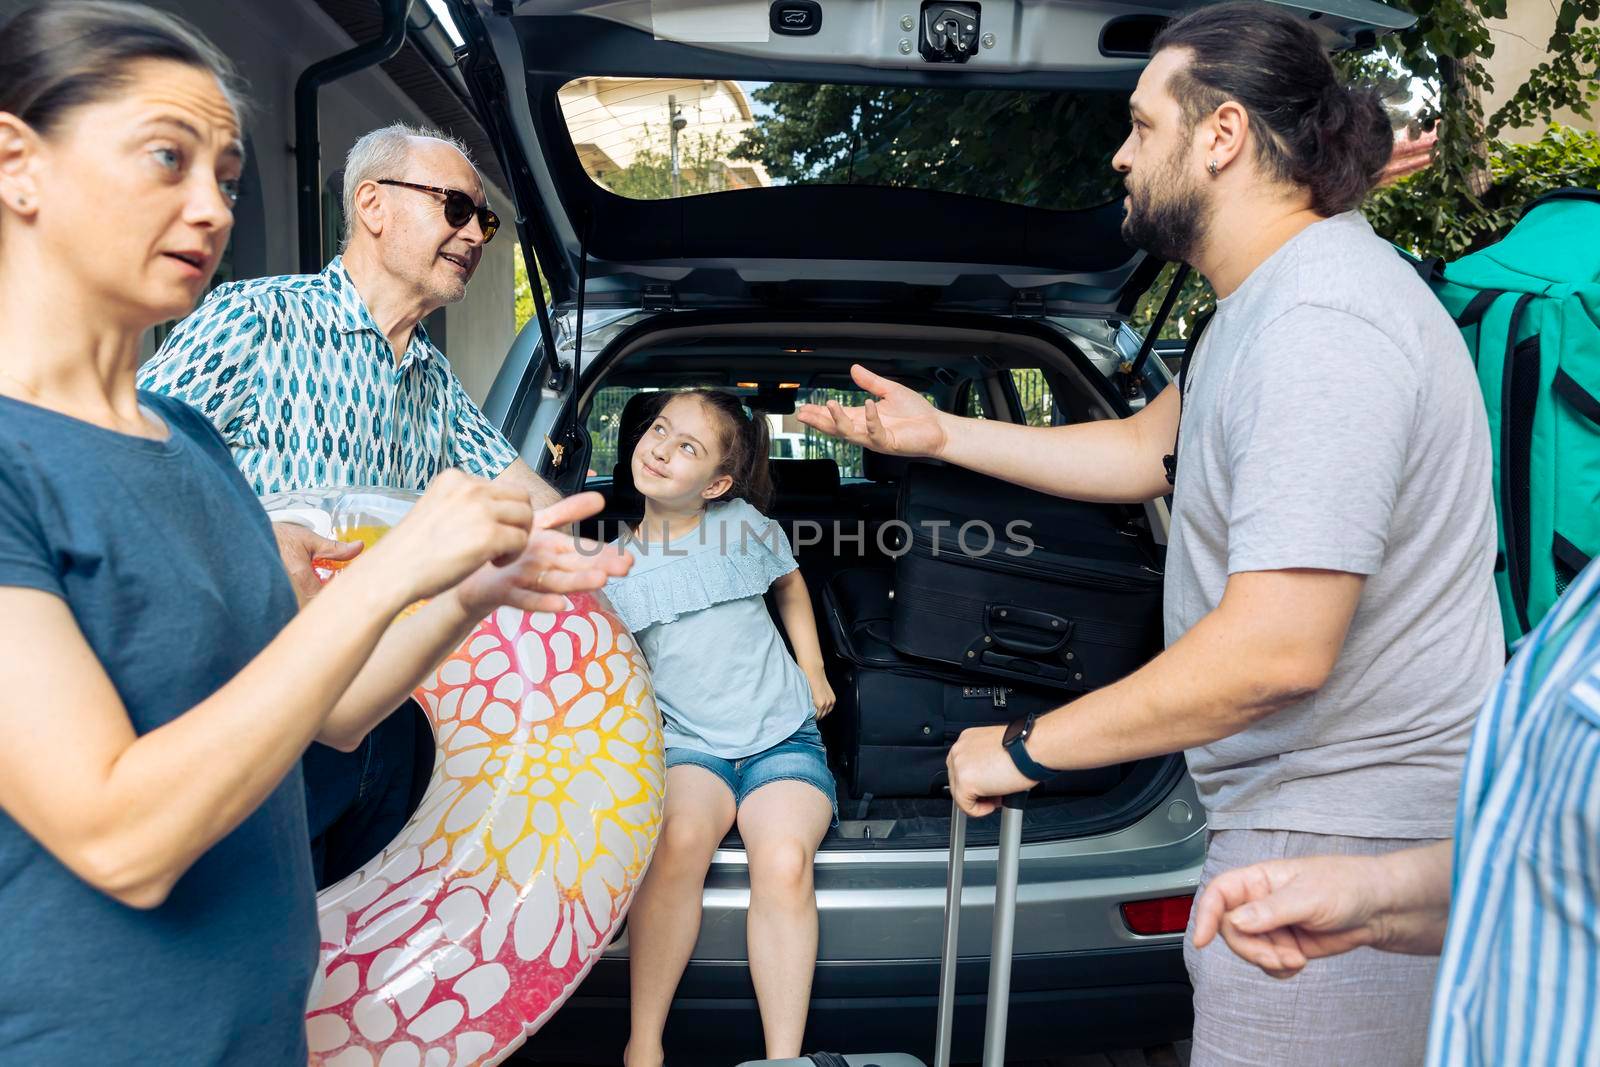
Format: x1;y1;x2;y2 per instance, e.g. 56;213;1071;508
264;489;664;1067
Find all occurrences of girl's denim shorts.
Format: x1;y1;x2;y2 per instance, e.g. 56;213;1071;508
666;717;838;825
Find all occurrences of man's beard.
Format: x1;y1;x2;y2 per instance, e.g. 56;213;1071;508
1121;147;1211;264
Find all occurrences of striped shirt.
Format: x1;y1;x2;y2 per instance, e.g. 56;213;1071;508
1429;555;1600;1065
137;257;518;495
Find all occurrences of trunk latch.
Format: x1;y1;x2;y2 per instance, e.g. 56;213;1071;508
919;2;980;63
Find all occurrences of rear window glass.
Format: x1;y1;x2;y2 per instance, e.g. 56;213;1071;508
1012;369;1063;427
559;77;1126;211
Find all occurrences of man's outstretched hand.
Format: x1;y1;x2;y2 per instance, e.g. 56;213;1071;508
795;363;950;459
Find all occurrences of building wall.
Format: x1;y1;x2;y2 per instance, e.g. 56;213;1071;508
560;77;772;193
1482;0;1600;144
0;0;516;402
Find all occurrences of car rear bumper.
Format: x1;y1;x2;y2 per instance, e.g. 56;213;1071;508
519;948;1193;1063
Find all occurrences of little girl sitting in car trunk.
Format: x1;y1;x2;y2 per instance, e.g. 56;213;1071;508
608;390;837;1067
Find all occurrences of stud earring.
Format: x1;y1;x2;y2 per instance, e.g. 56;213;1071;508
1207;160;1219;176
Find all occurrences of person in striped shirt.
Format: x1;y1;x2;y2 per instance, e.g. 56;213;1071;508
1192;554;1600;1065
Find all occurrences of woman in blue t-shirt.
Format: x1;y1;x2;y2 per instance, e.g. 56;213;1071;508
606;390;838;1067
0;5;625;1063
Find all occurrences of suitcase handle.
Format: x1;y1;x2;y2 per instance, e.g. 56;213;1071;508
985;604;1072;655
934;793;1029;1067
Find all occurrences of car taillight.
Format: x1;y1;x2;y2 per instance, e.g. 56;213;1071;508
1120;894;1194;936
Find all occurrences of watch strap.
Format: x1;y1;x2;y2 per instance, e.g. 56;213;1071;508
1005;719;1058;782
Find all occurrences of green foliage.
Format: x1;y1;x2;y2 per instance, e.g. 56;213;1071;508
730;83;1127;211
1353;0;1600;259
1131;263;1218;340
593;125;738;201
512;243;550;335
1371;123;1600;257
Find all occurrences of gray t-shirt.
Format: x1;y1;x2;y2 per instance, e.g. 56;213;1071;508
1167;212;1502;839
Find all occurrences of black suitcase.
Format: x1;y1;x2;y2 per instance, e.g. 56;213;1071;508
890;462;1164;692
823;569;1122;799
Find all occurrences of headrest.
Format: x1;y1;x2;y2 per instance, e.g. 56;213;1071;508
600;392;663;507
863;449;913;483
609;460;643;512
616;391;663;459
769;458;839;497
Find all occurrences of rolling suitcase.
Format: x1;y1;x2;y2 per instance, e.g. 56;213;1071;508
736;794;1029;1067
824;568;1122;799
890;461;1163;693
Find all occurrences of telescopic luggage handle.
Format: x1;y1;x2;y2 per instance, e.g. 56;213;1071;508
933;792;1028;1067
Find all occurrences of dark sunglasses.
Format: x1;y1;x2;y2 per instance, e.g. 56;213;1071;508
377;179;499;243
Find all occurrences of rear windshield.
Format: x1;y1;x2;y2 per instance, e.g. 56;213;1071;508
558;77;1127;211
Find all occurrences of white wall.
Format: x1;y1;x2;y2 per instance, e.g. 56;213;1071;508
1482;0;1600;145
0;0;516;402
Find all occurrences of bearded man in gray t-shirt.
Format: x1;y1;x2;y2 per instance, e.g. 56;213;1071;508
798;4;1501;1063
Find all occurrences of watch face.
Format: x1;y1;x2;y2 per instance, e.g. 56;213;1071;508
1002;715;1028;746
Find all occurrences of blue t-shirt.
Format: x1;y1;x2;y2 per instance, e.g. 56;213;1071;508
0;393;316;1065
606;498;814;759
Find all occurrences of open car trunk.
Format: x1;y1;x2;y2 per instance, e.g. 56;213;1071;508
565;310;1184;850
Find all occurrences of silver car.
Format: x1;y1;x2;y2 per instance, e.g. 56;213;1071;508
440;0;1410;1059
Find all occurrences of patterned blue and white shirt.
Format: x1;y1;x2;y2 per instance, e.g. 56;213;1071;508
138;257;519;495
1428;555;1600;1065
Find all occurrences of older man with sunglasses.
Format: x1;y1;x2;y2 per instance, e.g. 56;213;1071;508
139;124;558;887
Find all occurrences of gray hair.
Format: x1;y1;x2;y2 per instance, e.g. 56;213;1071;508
340;123;479;248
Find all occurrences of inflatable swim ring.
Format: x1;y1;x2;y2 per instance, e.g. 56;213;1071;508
263;489;664;1067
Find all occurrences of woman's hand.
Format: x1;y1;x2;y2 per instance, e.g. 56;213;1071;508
356;470;533;605
804;662;836;719
451;492;632;617
795;363;951;459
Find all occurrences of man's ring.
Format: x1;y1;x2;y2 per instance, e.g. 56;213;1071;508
536;568;551;588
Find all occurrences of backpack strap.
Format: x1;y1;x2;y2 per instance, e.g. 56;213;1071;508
1554;367;1600;427
1456;289;1507;330
1162;308;1216;487
1410;256;1446;286
1499;292;1539;635
1554;533;1595;579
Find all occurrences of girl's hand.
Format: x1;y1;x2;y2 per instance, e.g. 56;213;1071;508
804;664;836;719
452;492;632;617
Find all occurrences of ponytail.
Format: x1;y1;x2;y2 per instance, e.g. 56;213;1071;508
1295;83;1393;215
